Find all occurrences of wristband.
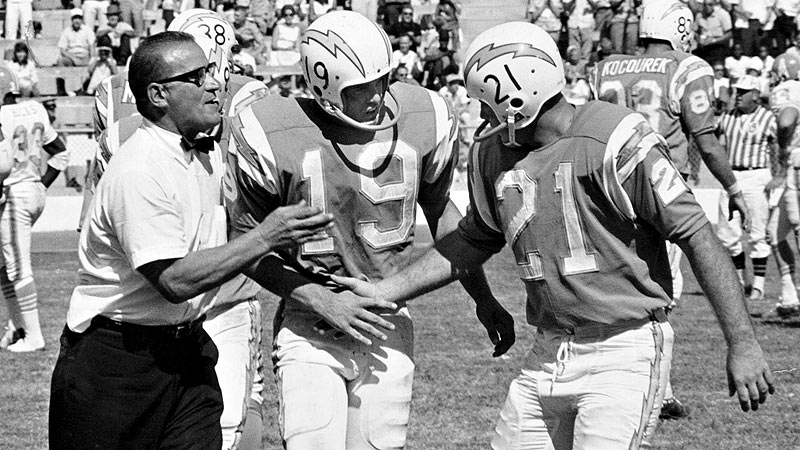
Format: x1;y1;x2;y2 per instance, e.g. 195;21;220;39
726;182;742;196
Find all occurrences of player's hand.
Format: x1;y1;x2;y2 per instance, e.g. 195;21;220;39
728;192;750;232
727;340;775;412
311;278;397;346
254;200;334;251
475;297;515;357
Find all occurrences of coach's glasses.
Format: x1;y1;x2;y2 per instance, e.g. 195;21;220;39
155;62;217;88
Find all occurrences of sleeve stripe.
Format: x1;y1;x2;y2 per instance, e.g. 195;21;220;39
468;142;501;233
423;90;458;183
602;113;654;221
671;56;714;113
233;106;277;191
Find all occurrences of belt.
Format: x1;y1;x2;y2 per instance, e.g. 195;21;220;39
90;315;206;339
732;166;766;171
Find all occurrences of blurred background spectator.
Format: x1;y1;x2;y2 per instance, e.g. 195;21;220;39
7;43;39;97
268;4;302;66
96;3;135;65
391;64;421;86
233;4;266;65
387;5;421;51
84;35;117;95
527;0;562;44
118;0;146;36
694;0;733;66
6;0;34;39
725;42;749;81
57;9;95;66
82;0;110;31
392;34;423;81
232;43;256;76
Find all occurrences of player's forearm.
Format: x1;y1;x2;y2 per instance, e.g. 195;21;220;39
375;245;463;303
695;132;737;189
679;224;758;347
244;253;332;307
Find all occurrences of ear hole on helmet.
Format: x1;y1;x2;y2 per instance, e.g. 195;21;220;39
510;98;523;108
533;91;538;96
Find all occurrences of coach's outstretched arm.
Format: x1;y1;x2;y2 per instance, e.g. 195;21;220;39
138;202;334;303
679;223;775;412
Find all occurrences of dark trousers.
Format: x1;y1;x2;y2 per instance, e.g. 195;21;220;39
773;13;797;56
736;19;764;56
49;320;223;450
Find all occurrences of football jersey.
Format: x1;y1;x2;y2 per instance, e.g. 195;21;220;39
0;100;60;186
460;101;708;331
228;81;458;286
594;50;715;174
93;71;138;136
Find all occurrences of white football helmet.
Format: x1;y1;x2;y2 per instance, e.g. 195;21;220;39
169;9;236;93
639;1;694;52
463;22;564;147
772;52;800;82
300;10;401;131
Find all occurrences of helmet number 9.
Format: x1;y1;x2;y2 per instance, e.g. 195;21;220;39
314;61;329;90
483;64;522;105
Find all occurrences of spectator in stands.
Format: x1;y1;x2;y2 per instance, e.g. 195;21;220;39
382;0;411;28
390;64;420;86
418;13;438;58
527;0;562;44
118;0;146;36
725;42;750;82
5;0;33;40
593;0;615;52
268;4;302;66
391;34;422;80
695;0;733;66
756;44;775;81
563;57;592;105
420;16;458;91
7;43;39;97
82;0;110;31
351;0;378;23
57;9;96;66
162;0;176;29
269;74;299;97
97;3;136;66
713;62;732;113
563;0;595;63
84;35;117;95
232;43;256;77
609;0;639;55
773;0;800;55
232;4;266;65
387;5;421;52
730;0;770;57
435;0;461;53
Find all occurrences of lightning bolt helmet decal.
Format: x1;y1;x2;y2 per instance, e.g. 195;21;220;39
464;42;557;79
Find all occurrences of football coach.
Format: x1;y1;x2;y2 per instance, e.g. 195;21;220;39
48;31;335;450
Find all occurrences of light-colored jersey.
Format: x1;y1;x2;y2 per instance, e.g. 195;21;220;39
228;82;458;287
462;101;708;330
594;50;715;174
93;71;138;136
0;100;60;186
770;80;800;152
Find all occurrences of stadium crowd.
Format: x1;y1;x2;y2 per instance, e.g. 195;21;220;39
0;0;790;448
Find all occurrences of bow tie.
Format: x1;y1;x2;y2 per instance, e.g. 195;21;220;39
180;135;216;153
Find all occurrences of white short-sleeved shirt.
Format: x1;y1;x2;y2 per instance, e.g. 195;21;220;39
67;121;228;332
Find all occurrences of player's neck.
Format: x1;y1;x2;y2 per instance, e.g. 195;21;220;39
643;43;673;56
528;96;575;148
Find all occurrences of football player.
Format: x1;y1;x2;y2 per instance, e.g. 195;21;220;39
335;22;774;449
85;10;270;450
0;65;68;352
765;79;800;318
226;11;514;450
593;1;748;419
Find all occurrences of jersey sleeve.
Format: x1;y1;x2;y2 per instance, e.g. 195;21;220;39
455;140;508;258
227;103;283;235
601;112;709;242
418;91;459;208
93;76;112;136
672;56;716;136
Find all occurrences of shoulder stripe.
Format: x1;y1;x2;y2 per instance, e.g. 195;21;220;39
231;105;277;192
602;113;655;221
671;55;713;112
424;89;458;183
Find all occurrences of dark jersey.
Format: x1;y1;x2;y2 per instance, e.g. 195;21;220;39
461;101;708;330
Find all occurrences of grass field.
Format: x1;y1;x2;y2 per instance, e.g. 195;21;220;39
1;239;799;449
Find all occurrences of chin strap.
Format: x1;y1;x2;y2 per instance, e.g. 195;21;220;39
473;105;522;147
325;88;403;132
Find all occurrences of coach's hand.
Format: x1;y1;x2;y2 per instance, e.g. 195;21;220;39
475;297;515;357
727;340;774;412
312;279;397;346
255;200;334;251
